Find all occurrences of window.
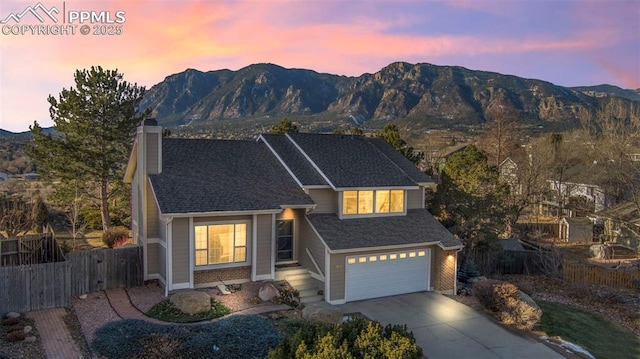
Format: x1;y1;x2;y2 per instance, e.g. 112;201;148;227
195;223;247;266
342;190;404;215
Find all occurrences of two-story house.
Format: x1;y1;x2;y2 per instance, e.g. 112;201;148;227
125;120;462;304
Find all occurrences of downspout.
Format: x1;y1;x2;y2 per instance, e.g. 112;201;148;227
454;246;464;295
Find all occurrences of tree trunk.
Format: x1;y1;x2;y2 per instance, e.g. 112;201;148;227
100;180;111;231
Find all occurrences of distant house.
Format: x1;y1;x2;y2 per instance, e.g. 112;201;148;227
559;217;593;243
498;157;520;193
546;163;612;216
593;201;640;252
125;120;463;303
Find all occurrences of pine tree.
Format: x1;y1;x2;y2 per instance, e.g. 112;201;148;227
28;66;149;231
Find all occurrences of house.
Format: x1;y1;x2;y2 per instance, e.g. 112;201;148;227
559;217;593;243
125;119;463;304
498;157;520;194
546;163;612;216
593;201;640;252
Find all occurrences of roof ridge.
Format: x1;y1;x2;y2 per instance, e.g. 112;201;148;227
365;137;420;185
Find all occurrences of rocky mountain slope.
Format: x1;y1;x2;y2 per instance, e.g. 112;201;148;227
139;62;640;129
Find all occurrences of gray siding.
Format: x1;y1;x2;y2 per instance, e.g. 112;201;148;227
131;169;139;236
299;218;325;276
407;188;424;209
255;214;273;276
308;188;337;213
158;244;166;280
146;184;159;238
330;253;346;301
194;215;252;223
146;132;159;175
172;218;190;285
146;242;160;275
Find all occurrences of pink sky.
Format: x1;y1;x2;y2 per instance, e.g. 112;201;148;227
1;0;639;132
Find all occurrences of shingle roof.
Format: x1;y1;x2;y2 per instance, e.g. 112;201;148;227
366;137;434;184
307;209;462;251
149;139;314;214
285;133;418;188
260;134;328;186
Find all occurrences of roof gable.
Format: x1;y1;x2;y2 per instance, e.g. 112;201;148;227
284;133;424;188
150;138;313;214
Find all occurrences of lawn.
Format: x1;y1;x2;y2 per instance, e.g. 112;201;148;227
539;301;640;359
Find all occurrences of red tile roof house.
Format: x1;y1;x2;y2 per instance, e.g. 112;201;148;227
124;119;462;304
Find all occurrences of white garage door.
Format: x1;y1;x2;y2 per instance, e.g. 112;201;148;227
345;249;431;302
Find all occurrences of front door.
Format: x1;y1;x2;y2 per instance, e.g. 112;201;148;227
276;220;293;262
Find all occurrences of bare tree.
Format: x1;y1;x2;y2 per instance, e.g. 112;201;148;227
0;196;32;239
479;106;520;168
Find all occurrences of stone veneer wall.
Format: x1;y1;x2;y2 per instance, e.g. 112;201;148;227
194;266;251;285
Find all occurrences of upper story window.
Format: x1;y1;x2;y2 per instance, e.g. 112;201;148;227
343;190;404;215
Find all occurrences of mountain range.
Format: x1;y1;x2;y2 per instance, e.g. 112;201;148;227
139;62;640;129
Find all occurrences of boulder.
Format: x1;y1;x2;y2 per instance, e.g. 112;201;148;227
170;291;211;314
24;336;36;343
259;283;280;302
518;291;539;309
23;325;32;334
302;304;343;324
78;294;88;300
5;312;20;319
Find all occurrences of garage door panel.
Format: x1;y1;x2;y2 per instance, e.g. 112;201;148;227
345;250;430;302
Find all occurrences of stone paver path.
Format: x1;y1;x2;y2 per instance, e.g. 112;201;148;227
26;308;82;359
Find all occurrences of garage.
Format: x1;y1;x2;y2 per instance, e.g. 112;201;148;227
345;248;431;302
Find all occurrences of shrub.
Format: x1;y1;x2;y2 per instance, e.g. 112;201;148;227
1;318;19;326
7;330;25;342
273;286;300;308
268;317;422;359
457;259;481;283
93;316;281;359
146;298;230;323
473;279;541;331
101;226;129;248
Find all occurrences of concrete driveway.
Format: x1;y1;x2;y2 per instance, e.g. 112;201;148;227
333;292;564;359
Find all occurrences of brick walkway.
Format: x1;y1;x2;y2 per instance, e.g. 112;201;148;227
26;308;82;359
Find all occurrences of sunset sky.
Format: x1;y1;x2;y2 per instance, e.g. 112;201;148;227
1;0;639;132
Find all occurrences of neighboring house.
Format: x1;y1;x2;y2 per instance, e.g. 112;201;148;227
498;157;520;194
559;217;593;243
546;163;612;216
125;120;463;304
593;201;640;253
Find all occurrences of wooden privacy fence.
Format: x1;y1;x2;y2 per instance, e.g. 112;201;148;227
0;246;143;313
471;249;561;277
0;235;65;266
563;261;640;289
515;222;560;239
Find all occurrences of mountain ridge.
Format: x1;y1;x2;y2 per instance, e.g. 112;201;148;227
140;62;640;129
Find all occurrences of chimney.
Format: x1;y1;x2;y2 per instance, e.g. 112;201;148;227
138;118;162;175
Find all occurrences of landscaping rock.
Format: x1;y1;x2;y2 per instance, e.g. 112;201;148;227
5;312;20;319
24;336;36;343
302;304;343;324
170;291;211;314
78;293;88;300
259;283;280;302
519;291;539;309
23;325;32;334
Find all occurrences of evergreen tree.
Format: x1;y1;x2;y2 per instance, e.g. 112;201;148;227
31;196;49;233
376;123;424;165
269;118;299;134
28;66;149;231
430;145;508;253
